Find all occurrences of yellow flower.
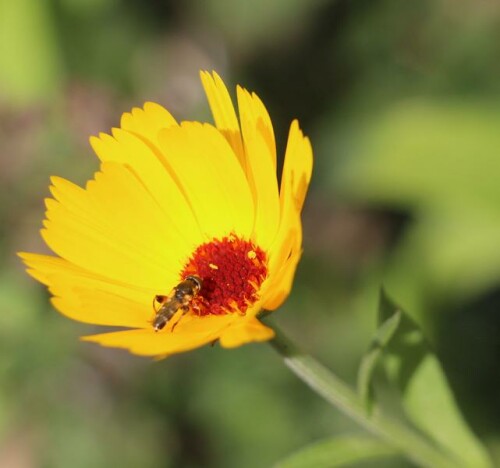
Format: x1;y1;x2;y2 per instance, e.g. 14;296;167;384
19;71;313;357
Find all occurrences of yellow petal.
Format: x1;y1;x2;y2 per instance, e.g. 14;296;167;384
237;86;276;169
265;199;301;283
42;163;185;290
19;252;156;298
200;71;246;169
264;120;312;306
279;119;313;214
82;314;237;357
19;253;155;327
237;86;280;250
82;329;214;357
219;317;275;348
157;122;254;239
262;241;302;310
90;129;202;248
120;102;177;145
52;294;148;328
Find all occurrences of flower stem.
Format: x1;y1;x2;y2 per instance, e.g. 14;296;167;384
268;324;459;468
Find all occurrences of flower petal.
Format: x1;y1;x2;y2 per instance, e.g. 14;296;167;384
42;163;186;290
157;122;254;239
261;233;302;310
237;86;276;169
52;294;147;329
219;317;275;348
280;119;313;214
82;329;214;357
90;128;202;248
263;120;312;308
237;86;280;250
200;71;246;169
120;102;177;145
19;253;154;327
82;314;237;357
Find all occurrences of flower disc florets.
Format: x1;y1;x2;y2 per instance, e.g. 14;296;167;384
181;234;268;316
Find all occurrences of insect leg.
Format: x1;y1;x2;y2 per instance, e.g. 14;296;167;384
170;306;190;332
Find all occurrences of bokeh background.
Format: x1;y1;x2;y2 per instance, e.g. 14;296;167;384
2;0;500;466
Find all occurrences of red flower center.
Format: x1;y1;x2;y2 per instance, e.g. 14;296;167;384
181;234;268;316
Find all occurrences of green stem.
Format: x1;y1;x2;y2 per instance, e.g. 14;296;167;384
269;324;459;468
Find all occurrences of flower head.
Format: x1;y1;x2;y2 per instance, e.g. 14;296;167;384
19;72;313;357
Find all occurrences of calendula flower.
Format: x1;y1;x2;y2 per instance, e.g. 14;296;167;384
19;71;312;357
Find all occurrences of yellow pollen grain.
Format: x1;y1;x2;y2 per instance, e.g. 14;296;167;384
209;263;219;270
247;250;256;259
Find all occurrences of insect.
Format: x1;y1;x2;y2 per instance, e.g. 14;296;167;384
152;275;202;332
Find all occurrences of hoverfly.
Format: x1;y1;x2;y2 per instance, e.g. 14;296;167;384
152;275;202;332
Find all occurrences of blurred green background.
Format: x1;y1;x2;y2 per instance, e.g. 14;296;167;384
2;0;500;466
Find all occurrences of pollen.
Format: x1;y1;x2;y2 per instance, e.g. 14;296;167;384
181;235;268;316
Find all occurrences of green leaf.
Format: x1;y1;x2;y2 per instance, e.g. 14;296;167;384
373;290;493;468
357;309;401;411
275;435;398;468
